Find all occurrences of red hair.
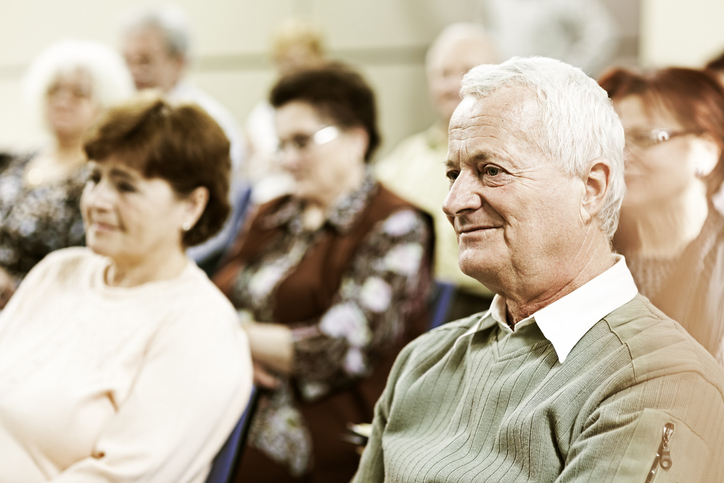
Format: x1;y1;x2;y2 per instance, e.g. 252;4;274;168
599;67;724;196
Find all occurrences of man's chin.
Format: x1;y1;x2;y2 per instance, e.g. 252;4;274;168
458;254;495;279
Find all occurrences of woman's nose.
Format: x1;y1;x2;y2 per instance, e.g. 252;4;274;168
82;180;113;210
623;146;639;167
278;148;303;172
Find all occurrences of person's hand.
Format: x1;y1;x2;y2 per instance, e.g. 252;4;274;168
252;360;281;389
0;267;16;309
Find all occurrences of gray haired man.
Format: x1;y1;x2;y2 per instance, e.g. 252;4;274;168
353;57;724;482
121;7;247;265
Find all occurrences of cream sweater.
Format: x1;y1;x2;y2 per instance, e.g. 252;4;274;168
0;248;252;483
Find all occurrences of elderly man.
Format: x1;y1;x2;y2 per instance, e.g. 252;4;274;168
353;57;724;482
121;7;248;266
375;24;499;321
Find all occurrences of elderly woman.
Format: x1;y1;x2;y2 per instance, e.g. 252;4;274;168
599;67;724;362
244;17;329;205
213;64;433;482
0;40;134;306
0;96;252;482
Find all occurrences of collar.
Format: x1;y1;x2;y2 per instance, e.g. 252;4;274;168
467;255;638;363
166;80;193;101
263;168;377;235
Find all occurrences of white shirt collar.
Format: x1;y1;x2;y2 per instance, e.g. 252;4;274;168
471;255;638;363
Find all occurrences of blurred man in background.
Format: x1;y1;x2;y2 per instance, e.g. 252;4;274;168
121;6;248;267
375;23;498;322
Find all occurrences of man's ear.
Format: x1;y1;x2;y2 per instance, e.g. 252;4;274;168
580;157;611;223
170;54;187;85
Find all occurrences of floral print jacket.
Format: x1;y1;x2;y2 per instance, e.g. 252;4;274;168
215;171;433;477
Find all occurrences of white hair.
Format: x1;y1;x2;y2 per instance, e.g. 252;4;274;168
460;56;625;239
23;39;135;128
425;23;498;71
122;6;191;57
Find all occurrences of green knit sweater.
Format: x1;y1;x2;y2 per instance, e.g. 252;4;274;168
353;295;724;482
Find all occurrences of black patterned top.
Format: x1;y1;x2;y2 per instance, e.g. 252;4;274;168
0;154;87;282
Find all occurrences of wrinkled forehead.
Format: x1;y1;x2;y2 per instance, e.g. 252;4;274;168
449;88;542;140
427;37;496;74
446;88;549;169
123;26;172;57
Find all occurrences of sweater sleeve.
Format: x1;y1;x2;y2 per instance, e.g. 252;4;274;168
290;208;432;402
50;303;253;483
351;331;422;483
558;372;724;482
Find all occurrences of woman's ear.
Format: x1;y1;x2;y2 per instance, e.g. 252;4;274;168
348;126;369;160
183;186;210;230
580;157;612;224
692;133;721;177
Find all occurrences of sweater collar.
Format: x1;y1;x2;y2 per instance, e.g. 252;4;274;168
468;255;638;363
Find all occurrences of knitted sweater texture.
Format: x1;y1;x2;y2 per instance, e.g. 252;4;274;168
354;294;724;482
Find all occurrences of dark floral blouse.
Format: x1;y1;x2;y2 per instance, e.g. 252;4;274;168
0;154;87;282
218;171;432;477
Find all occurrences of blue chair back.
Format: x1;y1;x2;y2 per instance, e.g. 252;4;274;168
205;386;260;483
429;281;456;329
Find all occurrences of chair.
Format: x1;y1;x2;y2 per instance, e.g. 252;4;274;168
429;280;456;329
205;386;260;483
194;183;253;276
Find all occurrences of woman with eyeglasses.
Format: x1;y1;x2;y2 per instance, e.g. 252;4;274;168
212;64;433;482
0;40;134;308
599;67;724;363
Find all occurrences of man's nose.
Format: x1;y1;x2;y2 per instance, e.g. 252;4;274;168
442;170;482;217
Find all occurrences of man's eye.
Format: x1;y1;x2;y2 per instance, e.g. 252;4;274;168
483;166;501;177
446;170;459;181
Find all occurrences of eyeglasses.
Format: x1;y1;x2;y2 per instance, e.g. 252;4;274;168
277;125;340;153
625;128;702;150
46;83;93;101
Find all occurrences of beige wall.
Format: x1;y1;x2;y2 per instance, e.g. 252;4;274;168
641;0;724;68
0;0;479;156
0;0;638;157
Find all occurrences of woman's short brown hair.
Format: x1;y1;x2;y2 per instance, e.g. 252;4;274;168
599;66;724;197
270;63;381;162
83;94;231;247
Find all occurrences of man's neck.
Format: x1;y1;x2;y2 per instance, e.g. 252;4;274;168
503;236;615;326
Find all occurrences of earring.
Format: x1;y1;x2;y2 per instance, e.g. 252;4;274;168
182;221;192;231
695;165;705;178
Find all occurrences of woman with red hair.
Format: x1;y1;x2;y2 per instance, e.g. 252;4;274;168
599;67;724;363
